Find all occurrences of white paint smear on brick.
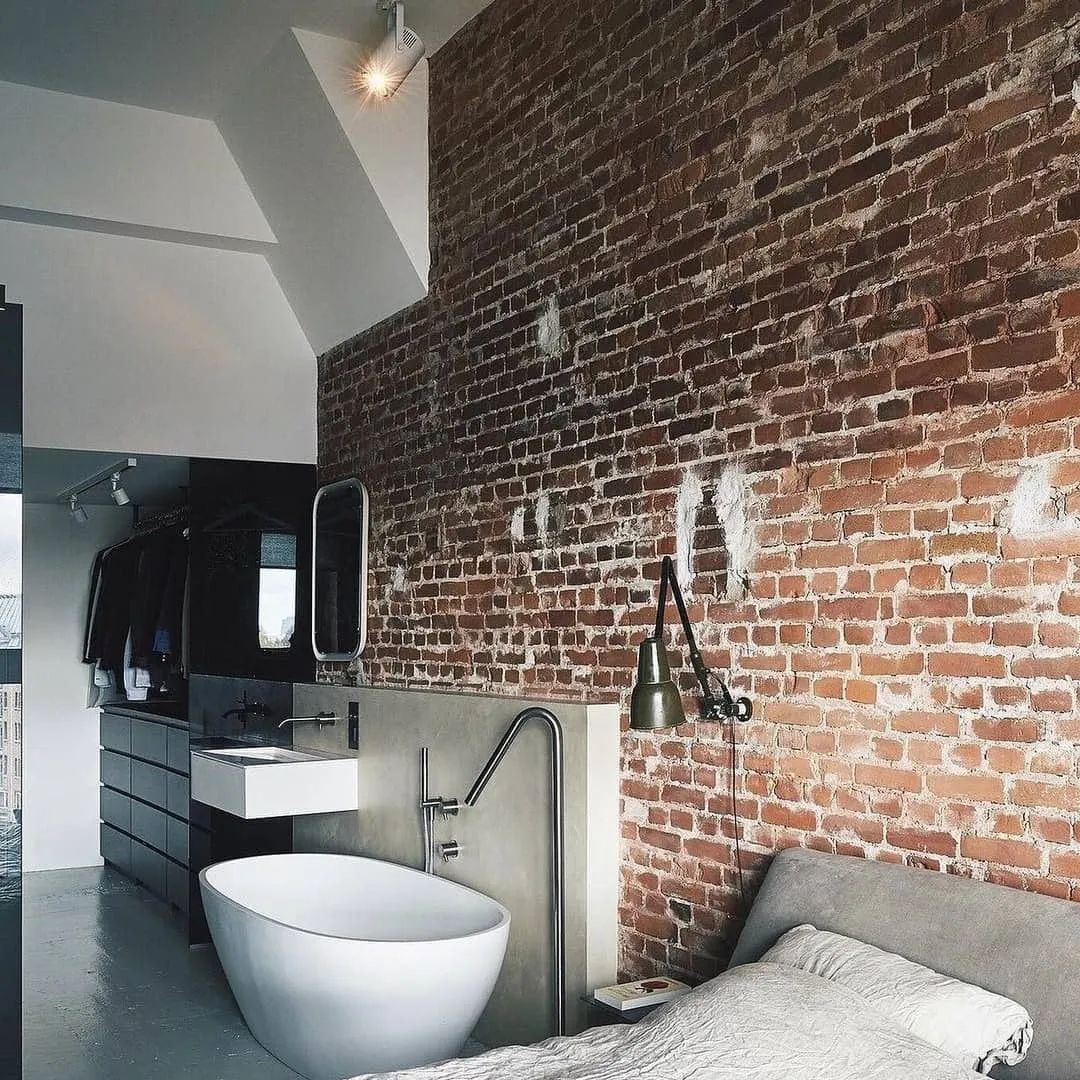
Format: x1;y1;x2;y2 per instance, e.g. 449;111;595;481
675;472;704;590
537;294;561;356
536;492;551;543
510;505;527;542
714;464;755;601
1007;459;1079;536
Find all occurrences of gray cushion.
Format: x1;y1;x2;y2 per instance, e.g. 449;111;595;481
730;849;1080;1080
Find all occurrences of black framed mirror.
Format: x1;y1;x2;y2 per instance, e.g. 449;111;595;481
311;479;368;662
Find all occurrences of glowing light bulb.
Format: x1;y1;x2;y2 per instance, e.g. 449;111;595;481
364;68;390;96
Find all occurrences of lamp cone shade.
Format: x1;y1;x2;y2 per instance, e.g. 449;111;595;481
630;637;687;731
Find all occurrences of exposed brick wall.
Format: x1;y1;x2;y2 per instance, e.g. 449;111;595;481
319;0;1080;982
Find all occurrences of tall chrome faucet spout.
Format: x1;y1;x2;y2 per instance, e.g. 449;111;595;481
465;707;566;1036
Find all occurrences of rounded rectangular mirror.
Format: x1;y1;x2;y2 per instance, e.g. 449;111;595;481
311;479;369;662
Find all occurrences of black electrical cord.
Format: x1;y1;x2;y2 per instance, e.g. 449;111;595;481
702;666;746;913
729;709;746;910
654;555;751;910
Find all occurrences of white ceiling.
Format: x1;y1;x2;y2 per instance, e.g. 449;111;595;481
0;0;493;118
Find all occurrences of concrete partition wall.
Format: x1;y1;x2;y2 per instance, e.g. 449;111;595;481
290;684;620;1046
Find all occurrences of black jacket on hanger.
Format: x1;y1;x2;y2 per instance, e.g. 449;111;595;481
84;520;189;681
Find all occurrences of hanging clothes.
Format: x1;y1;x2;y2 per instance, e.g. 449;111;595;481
151;530;188;663
86;541;141;677
83;513;190;701
130;527;180;669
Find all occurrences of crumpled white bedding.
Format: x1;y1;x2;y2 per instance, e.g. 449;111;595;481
350;962;983;1080
760;924;1033;1074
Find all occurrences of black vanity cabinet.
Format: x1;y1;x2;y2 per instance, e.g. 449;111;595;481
98;706;210;920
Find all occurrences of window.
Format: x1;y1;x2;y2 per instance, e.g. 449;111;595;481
258;532;297;651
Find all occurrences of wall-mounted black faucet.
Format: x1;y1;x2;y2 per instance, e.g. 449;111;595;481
221;691;271;728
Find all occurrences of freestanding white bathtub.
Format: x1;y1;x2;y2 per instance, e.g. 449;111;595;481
200;854;510;1080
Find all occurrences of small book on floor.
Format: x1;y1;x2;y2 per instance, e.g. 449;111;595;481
593;976;691;1011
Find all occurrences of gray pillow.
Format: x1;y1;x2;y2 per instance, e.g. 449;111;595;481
761;924;1032;1074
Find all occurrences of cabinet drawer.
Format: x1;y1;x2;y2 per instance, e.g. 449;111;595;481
131;839;167;897
100;712;131;753
129;759;167;807
100;824;131;873
166;728;190;774
100;750;131;793
100;788;130;833
166;816;188;866
131;718;169;765
167;860;189;913
166;772;189;819
130;801;167;853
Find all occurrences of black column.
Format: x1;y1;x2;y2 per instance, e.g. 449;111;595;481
0;290;22;1080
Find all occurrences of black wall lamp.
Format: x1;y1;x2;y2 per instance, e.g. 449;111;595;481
630;555;753;731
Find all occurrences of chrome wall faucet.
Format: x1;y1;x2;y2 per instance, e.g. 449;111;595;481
277;711;340;729
418;747;459;874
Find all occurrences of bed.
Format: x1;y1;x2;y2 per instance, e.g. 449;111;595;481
354;849;1080;1079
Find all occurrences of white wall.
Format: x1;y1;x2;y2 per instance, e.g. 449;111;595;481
0;78;317;465
22;503;130;872
3;220;317;463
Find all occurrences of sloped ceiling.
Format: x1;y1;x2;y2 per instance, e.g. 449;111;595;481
0;0;494;459
0;0;494;117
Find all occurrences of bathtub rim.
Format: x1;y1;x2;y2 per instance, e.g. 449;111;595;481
199;852;512;944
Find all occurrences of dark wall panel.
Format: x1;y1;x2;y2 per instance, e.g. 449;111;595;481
188;458;316;684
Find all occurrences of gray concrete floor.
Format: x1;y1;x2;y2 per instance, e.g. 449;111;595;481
24;867;301;1080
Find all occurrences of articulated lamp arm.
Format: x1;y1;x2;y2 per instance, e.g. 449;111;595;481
633;555;752;729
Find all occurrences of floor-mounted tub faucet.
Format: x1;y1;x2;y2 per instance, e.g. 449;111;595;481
463;707;566;1037
419;747;460;874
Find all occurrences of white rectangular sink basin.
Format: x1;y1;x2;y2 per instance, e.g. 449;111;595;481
201;746;322;764
191;744;358;819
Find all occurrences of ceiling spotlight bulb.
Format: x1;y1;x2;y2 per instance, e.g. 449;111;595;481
358;1;425;99
70;496;88;525
110;473;130;506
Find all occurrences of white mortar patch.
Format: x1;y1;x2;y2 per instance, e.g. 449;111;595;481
714;464;756;601
537;295;561;356
1007;459;1079;535
877;680;932;714
689;267;722;293
675;472;704;590
391;564;407;592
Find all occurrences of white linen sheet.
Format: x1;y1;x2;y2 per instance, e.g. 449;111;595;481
760;924;1033;1073
350;962;983;1080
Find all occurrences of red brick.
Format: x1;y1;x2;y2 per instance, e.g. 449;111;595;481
927;773;1005;802
854;764;923;793
928;653;1007;678
960;836;1042;870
